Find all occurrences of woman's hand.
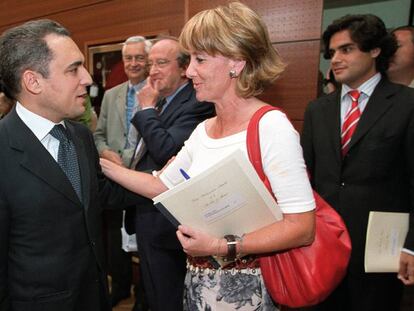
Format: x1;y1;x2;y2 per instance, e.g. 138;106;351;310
100;157;124;180
176;225;222;257
100;149;124;166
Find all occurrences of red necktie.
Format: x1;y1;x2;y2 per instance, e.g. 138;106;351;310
341;90;361;156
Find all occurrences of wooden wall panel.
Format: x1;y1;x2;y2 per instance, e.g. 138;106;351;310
258;41;321;120
249;0;323;42
45;0;185;54
0;0;108;28
185;0;323;42
0;0;185;57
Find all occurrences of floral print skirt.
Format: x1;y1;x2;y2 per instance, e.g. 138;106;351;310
183;267;279;311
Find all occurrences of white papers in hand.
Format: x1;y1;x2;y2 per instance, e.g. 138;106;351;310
364;211;409;273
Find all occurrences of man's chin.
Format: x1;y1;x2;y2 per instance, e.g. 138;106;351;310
387;65;397;74
69;106;86;121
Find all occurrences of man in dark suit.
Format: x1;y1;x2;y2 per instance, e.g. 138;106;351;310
301;14;414;311
0;19;126;311
125;37;215;311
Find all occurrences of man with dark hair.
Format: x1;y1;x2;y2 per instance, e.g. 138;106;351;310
0;19;127;311
388;25;414;86
124;37;215;311
302;14;414;311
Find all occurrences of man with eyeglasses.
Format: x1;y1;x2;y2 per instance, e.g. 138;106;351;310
124;36;215;311
93;36;152;309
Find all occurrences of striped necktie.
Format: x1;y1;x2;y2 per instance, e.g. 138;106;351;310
341;90;361;157
126;87;136;133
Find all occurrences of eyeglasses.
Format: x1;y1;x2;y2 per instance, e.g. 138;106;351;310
147;58;179;69
123;55;146;63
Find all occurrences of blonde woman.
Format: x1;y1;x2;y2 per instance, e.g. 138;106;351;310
101;2;315;310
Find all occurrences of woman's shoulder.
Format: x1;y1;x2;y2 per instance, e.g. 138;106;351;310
258;107;293;130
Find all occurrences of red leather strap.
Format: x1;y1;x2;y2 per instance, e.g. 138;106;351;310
246;105;284;201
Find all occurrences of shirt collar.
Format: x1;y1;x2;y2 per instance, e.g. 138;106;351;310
129;79;147;92
165;81;188;105
341;72;381;100
15;102;64;141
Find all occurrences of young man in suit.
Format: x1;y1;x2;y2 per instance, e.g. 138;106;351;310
0;19;128;311
124;37;215;311
93;36;152;308
301;14;414;311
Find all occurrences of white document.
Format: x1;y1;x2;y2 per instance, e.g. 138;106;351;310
364;211;409;273
153;149;283;238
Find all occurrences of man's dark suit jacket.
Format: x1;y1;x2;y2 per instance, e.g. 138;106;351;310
125;82;215;311
301;78;414;310
0;108;124;311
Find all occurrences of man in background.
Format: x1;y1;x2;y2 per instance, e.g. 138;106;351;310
387;25;414;87
124;36;215;311
94;36;151;308
0;91;14;119
302;14;414;311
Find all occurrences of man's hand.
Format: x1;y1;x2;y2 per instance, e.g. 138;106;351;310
100;149;123;166
137;78;160;109
398;251;414;285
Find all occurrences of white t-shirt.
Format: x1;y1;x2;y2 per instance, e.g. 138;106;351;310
160;110;315;214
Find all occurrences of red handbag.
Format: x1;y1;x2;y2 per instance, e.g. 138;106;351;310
246;105;351;308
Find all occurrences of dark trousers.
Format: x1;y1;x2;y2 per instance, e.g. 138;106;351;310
104;210;133;297
137;238;187;311
308;270;403;311
75;255;110;311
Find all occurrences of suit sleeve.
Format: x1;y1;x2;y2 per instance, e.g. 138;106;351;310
0;188;10;310
301;101;315;184
404;108;414;250
93;91;111;154
131;101;214;166
87;128;150;208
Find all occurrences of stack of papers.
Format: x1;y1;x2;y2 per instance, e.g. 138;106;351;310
364;211;409;273
153;149;283;237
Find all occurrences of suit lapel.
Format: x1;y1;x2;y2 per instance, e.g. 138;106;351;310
137;83;193;162
66;122;90;209
160;82;192;123
323;91;342;165
7;110;81;205
347;78;397;152
116;82;128;133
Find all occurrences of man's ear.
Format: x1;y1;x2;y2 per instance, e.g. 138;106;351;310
21;70;42;95
370;47;381;59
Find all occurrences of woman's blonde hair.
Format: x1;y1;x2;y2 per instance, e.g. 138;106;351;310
179;2;285;98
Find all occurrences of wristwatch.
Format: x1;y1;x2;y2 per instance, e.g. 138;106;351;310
224;234;237;262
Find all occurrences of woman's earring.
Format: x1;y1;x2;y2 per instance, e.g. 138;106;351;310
229;70;237;78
